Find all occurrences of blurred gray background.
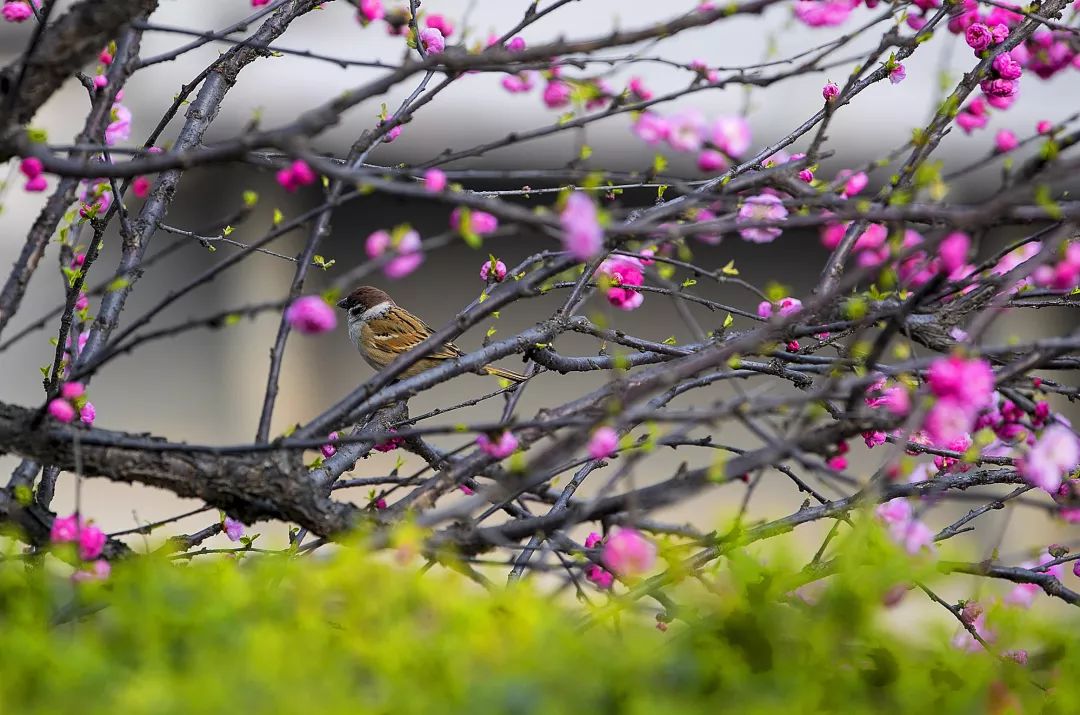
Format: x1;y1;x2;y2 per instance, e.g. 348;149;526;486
1;0;1077;599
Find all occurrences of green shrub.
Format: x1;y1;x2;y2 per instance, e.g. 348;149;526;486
0;529;1075;714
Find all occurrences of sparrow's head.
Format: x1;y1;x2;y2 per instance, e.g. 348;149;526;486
337;286;394;315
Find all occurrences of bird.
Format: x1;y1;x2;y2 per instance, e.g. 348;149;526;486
336;286;527;382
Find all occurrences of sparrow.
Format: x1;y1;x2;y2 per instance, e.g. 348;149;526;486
336;286;527;382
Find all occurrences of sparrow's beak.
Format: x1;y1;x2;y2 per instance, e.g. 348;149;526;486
336;298;349;310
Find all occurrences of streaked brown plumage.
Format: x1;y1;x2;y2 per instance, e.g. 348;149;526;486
337;286;526;382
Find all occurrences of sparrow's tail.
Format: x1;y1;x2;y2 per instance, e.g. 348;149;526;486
484;365;528;383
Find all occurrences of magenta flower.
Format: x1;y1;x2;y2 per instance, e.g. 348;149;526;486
888;63;906;84
374;429;403;452
72;559;111;583
285;296;337;335
357;0;384;24
710;116;751;157
602;528;657;577
2;2;33;22
994;129;1018;153
367;228;424;279
60;382;85;400
501;73;535;94
822;82;840;101
79;402;96;426
697;150;726;172
632;113;670;145
51;515;80;543
1037;120;1053;134
505;36;526;52
628;76;652;101
584;532;602;549
839;170;868;197
480;257;507;282
104;104;131;146
736;194;788;243
450;208;498;237
875;499;933;554
1018;424;1080;493
419;27;445;54
992;53;1022;80
965;23;992;52
542;80;571;108
938;232;971;273
424;13;453;37
980;78;1016;98
863;430;887;448
19;156;42;179
423;168;447;192
923;398;974;447
24;174;46;192
794;0;856;27
560;192;603;260
665;111;706;152
585;564;614;589
224;517;245;542
78;524;106;560
927;356;995;409
47;398;76;423
321;431;338;459
588;427;619;460
276;160;318;192
1005;552;1063;607
477;431;518;459
132;176;151;198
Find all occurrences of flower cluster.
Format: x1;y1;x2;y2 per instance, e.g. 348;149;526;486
476;431;518;459
47;382;96;426
366;226;424;279
922;355;995;446
598;256;645;311
276;160;318;192
875;498;934;554
19;157;46;192
632;112;751;175
50;514;110;581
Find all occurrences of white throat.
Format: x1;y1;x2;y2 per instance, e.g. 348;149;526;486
357;300;392;322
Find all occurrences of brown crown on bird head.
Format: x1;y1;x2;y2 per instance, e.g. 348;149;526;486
337;286;393;314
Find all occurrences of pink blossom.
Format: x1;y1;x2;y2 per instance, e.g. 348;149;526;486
24;175;46;192
321;431;338;459
867;386;911;416
381;123;402;142
47;398;76;423
501;73;535;94
78;523;106;560
839;170;868;197
2;2;33;22
104;104;131;146
632;113;670;145
798;168;814;183
888;63;906;84
863;430;887;448
252;0;270;5
459;485;475;496
710;116;751;157
599;254;647;309
423;168;447;192
79;402;96;426
924;398;975;447
374;429;403;452
952;607;993;651
384;229;423;278
560;192;603;260
1018;424;1080;493
276;160;317;192
51;515;80;543
72;559;111;583
505;36;526;52
876;498;912;526
935;233;971;277
477;431;518;459
224;517;244;542
794;0;856;27
876;499;933;553
424;13;453;37
74;293;89;311
584;532;602;549
736;194;787;243
480;257;507;282
926;356;995;409
665;111;705;152
994;129;1019;153
93;75;108;90
374;498;388;510
542;81;571;108
132;176;151;198
419;27;445;54
966;23;992;52
357;0;384;24
1005;650;1028;665
285;296;337;335
1005;552;1063;607
956;109;989;134
628;76;652;101
697;150;726;172
451;208;498;236
992;53;1023;80
1036;120;1053;134
588;426;619;460
585;564;614;589
822;82;840;101
60;382;85;400
980;78;1017;98
19;156;42;178
602;528;656;577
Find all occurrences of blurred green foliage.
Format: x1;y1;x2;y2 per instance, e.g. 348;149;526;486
0;522;1076;714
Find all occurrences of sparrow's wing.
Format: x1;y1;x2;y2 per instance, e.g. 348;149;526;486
365;307;464;360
